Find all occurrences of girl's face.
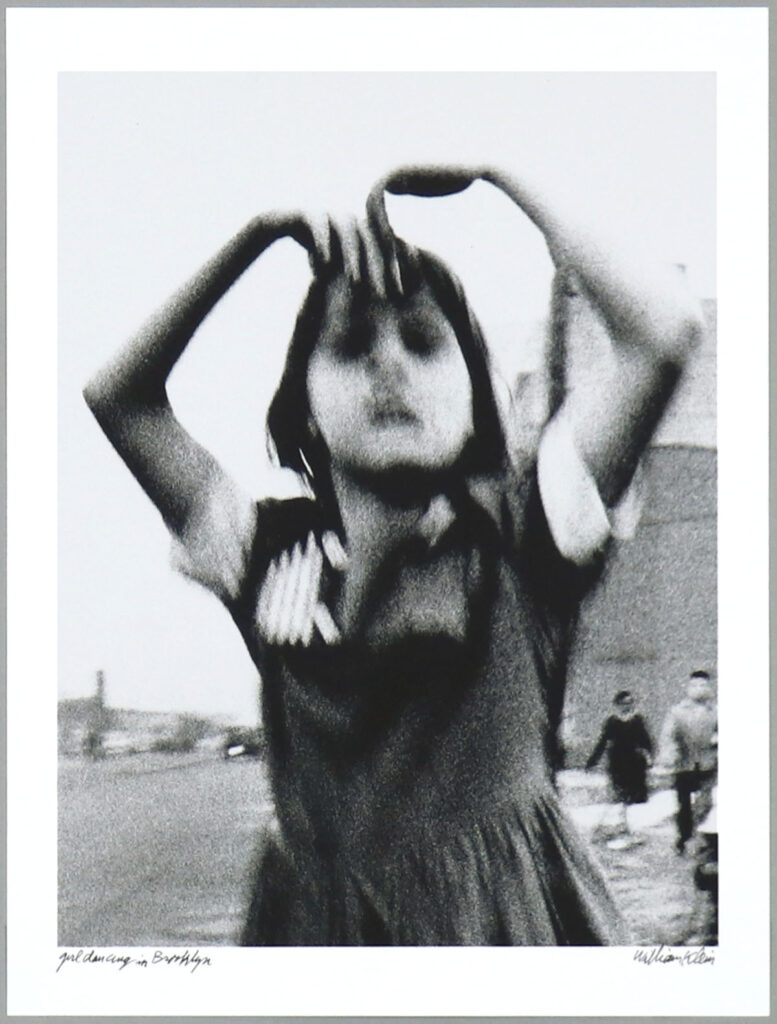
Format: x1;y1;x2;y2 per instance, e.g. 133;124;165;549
306;278;474;474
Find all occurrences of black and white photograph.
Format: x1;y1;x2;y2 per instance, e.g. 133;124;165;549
6;6;769;1019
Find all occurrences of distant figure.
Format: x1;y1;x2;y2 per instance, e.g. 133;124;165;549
82;728;104;760
586;690;653;848
659;670;717;854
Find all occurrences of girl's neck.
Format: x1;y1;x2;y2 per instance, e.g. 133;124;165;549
329;465;442;634
330;465;433;556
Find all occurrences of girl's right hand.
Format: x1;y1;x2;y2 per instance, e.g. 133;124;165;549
284;211;332;271
288;211;400;297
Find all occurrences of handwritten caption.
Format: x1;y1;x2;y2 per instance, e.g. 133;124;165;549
57;948;212;974
633;945;715;967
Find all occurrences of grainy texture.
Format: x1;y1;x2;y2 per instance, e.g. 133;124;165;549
59;755;705;947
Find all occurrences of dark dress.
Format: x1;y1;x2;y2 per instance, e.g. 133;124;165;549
586;714;653;805
178;458;626;945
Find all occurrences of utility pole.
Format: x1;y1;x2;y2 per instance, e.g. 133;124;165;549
84;669;107;758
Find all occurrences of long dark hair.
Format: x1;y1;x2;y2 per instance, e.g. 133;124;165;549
266;240;509;502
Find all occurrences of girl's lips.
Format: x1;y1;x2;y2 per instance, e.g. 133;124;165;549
368;394;418;424
370;408;417;425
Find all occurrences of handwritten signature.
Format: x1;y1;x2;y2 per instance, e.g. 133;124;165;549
57;948;212;974
633;945;715;966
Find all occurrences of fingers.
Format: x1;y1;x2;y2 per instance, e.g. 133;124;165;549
290;213;332;275
365;181;401;295
336;216;363;283
357;221;390;298
307;214;332;268
333;217;382;295
294;205;403;298
317;215;397;298
284;212;326;269
284;211;333;274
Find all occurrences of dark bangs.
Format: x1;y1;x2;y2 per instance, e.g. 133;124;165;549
266;241;508;492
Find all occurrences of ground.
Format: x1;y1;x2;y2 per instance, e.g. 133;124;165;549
559;770;713;946
58;754;712;947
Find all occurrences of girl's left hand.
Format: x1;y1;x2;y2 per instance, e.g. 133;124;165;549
364;163;487;292
377;163;485;199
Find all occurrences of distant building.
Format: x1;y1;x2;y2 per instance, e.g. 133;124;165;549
565;443;716;764
58;696;227;757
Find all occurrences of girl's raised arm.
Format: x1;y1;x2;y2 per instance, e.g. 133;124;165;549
369;164;704;510
84;212;327;539
482;165;704;507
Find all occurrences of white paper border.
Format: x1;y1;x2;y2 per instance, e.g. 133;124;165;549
7;6;769;1018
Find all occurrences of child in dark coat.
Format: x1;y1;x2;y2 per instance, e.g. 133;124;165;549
587;690;654;848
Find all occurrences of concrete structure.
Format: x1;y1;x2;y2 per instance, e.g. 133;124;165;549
564;444;716;763
510;295;717;764
561;296;716;762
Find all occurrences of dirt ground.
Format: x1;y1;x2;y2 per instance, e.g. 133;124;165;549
560;768;716;945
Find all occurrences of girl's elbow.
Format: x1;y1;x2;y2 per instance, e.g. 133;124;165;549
675;306;706;358
652;303;705;368
83;376;108;419
83;371;123;426
84;367;167;422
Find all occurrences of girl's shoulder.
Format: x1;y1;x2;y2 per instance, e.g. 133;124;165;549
171;484;324;610
492;453;606;604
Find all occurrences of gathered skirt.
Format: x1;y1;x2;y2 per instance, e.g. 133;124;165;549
241;794;626;946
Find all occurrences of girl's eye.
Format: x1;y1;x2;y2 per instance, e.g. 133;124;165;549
401;323;438;356
335;327;369;360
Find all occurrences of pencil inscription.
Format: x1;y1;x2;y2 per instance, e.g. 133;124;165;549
56;948;211;974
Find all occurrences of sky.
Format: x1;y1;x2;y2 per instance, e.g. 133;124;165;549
58;72;716;722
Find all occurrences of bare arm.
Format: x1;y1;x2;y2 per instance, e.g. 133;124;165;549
483;166;704;504
84;211;320;537
368;164;705;506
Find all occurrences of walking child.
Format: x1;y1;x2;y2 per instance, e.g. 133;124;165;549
660;669;718;854
84;162;703;945
586;690;654;849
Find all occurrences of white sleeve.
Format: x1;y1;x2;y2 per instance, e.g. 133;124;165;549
537;410;643;566
169;474;257;604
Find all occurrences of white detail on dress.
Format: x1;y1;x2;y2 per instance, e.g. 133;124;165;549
255;531;342;646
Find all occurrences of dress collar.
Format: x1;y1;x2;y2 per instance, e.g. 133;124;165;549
318;468;506;568
464;472;504;530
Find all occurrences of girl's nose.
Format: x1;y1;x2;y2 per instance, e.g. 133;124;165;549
367;323;407;376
